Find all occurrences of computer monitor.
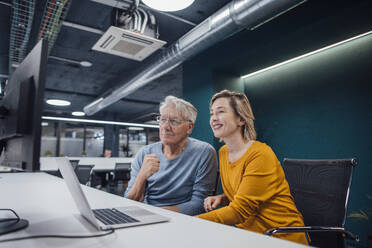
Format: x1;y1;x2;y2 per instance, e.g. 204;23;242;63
0;39;48;171
0;39;48;236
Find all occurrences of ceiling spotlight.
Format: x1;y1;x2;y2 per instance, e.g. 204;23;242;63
142;0;194;11
72;111;86;116
46;99;71;106
49;56;93;68
79;61;92;67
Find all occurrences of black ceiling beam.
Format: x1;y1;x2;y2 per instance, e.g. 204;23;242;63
45;87;95;97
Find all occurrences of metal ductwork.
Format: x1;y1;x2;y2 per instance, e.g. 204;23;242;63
84;0;306;116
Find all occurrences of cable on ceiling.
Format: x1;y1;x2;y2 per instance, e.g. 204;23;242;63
37;0;72;54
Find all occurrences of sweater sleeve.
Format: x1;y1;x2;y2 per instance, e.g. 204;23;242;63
178;145;218;215
198;147;279;225
123;147;146;199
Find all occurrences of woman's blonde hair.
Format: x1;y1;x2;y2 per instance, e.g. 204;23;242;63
210;89;256;140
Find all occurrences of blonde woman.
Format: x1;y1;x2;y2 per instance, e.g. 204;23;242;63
198;90;307;245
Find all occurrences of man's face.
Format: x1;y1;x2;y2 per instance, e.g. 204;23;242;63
159;104;193;146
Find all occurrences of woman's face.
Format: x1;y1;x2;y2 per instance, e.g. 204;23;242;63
210;97;243;139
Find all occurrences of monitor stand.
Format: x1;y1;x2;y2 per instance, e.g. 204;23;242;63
0;218;29;235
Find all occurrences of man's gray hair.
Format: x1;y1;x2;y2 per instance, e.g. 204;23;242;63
159;96;197;123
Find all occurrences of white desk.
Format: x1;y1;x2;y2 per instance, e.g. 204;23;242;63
40;157;133;171
0;166;12;172
0;173;307;248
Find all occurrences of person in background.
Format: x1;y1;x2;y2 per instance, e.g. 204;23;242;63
198;90;307;245
125;96;218;216
104;148;112;158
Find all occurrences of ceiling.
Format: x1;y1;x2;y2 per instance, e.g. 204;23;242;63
0;0;233;123
0;0;371;125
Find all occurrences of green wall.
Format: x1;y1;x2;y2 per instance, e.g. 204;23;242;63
183;28;372;248
183;58;215;146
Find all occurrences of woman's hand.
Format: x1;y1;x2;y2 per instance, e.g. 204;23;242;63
204;194;226;212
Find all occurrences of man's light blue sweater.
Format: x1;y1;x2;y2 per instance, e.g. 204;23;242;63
124;137;218;216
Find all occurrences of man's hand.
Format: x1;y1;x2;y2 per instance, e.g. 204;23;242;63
204;194;227;212
138;154;160;179
127;154;159;202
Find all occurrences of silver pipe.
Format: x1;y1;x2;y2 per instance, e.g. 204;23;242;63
62;21;104;35
138;8;148;34
84;0;306;115
135;0;139;9
132;11;138;31
135;10;141;31
0;74;9;78
49;55;80;65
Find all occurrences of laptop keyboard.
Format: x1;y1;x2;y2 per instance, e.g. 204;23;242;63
93;208;139;225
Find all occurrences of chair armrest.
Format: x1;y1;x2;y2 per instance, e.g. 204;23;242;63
265;226;359;242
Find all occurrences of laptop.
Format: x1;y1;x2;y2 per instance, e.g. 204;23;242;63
56;157;169;231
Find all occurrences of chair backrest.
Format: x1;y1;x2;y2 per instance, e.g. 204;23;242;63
283;158;357;247
113;162;131;181
74;164;94;185
69;160;80;170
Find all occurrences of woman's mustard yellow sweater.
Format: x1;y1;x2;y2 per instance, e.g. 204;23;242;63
199;141;307;245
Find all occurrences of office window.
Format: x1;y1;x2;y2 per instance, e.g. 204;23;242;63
85;126;104;157
40;121;57;156
41;122;104;157
60;123;85;157
119;127;159;157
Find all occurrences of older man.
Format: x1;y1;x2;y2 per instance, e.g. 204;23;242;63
125;96;218;215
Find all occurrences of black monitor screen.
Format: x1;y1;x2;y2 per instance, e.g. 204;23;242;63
0;39;48;171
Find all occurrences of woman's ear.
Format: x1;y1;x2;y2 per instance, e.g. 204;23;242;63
238;117;245;127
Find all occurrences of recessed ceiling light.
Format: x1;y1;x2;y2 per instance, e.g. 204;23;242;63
142;0;194;11
72;111;86;116
41;122;49;126
46;99;71;106
79;61;92;67
128;127;144;131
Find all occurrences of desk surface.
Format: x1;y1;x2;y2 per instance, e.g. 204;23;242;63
40;157;134;171
0;173;307;248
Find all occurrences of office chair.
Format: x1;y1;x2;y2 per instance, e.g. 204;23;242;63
109;162;131;195
74;164;94;185
265;158;359;248
69;159;80;170
45;170;62;178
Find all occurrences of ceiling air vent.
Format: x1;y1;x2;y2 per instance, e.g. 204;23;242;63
92;26;166;61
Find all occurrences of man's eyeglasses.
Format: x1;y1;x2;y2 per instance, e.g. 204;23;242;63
156;116;190;127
